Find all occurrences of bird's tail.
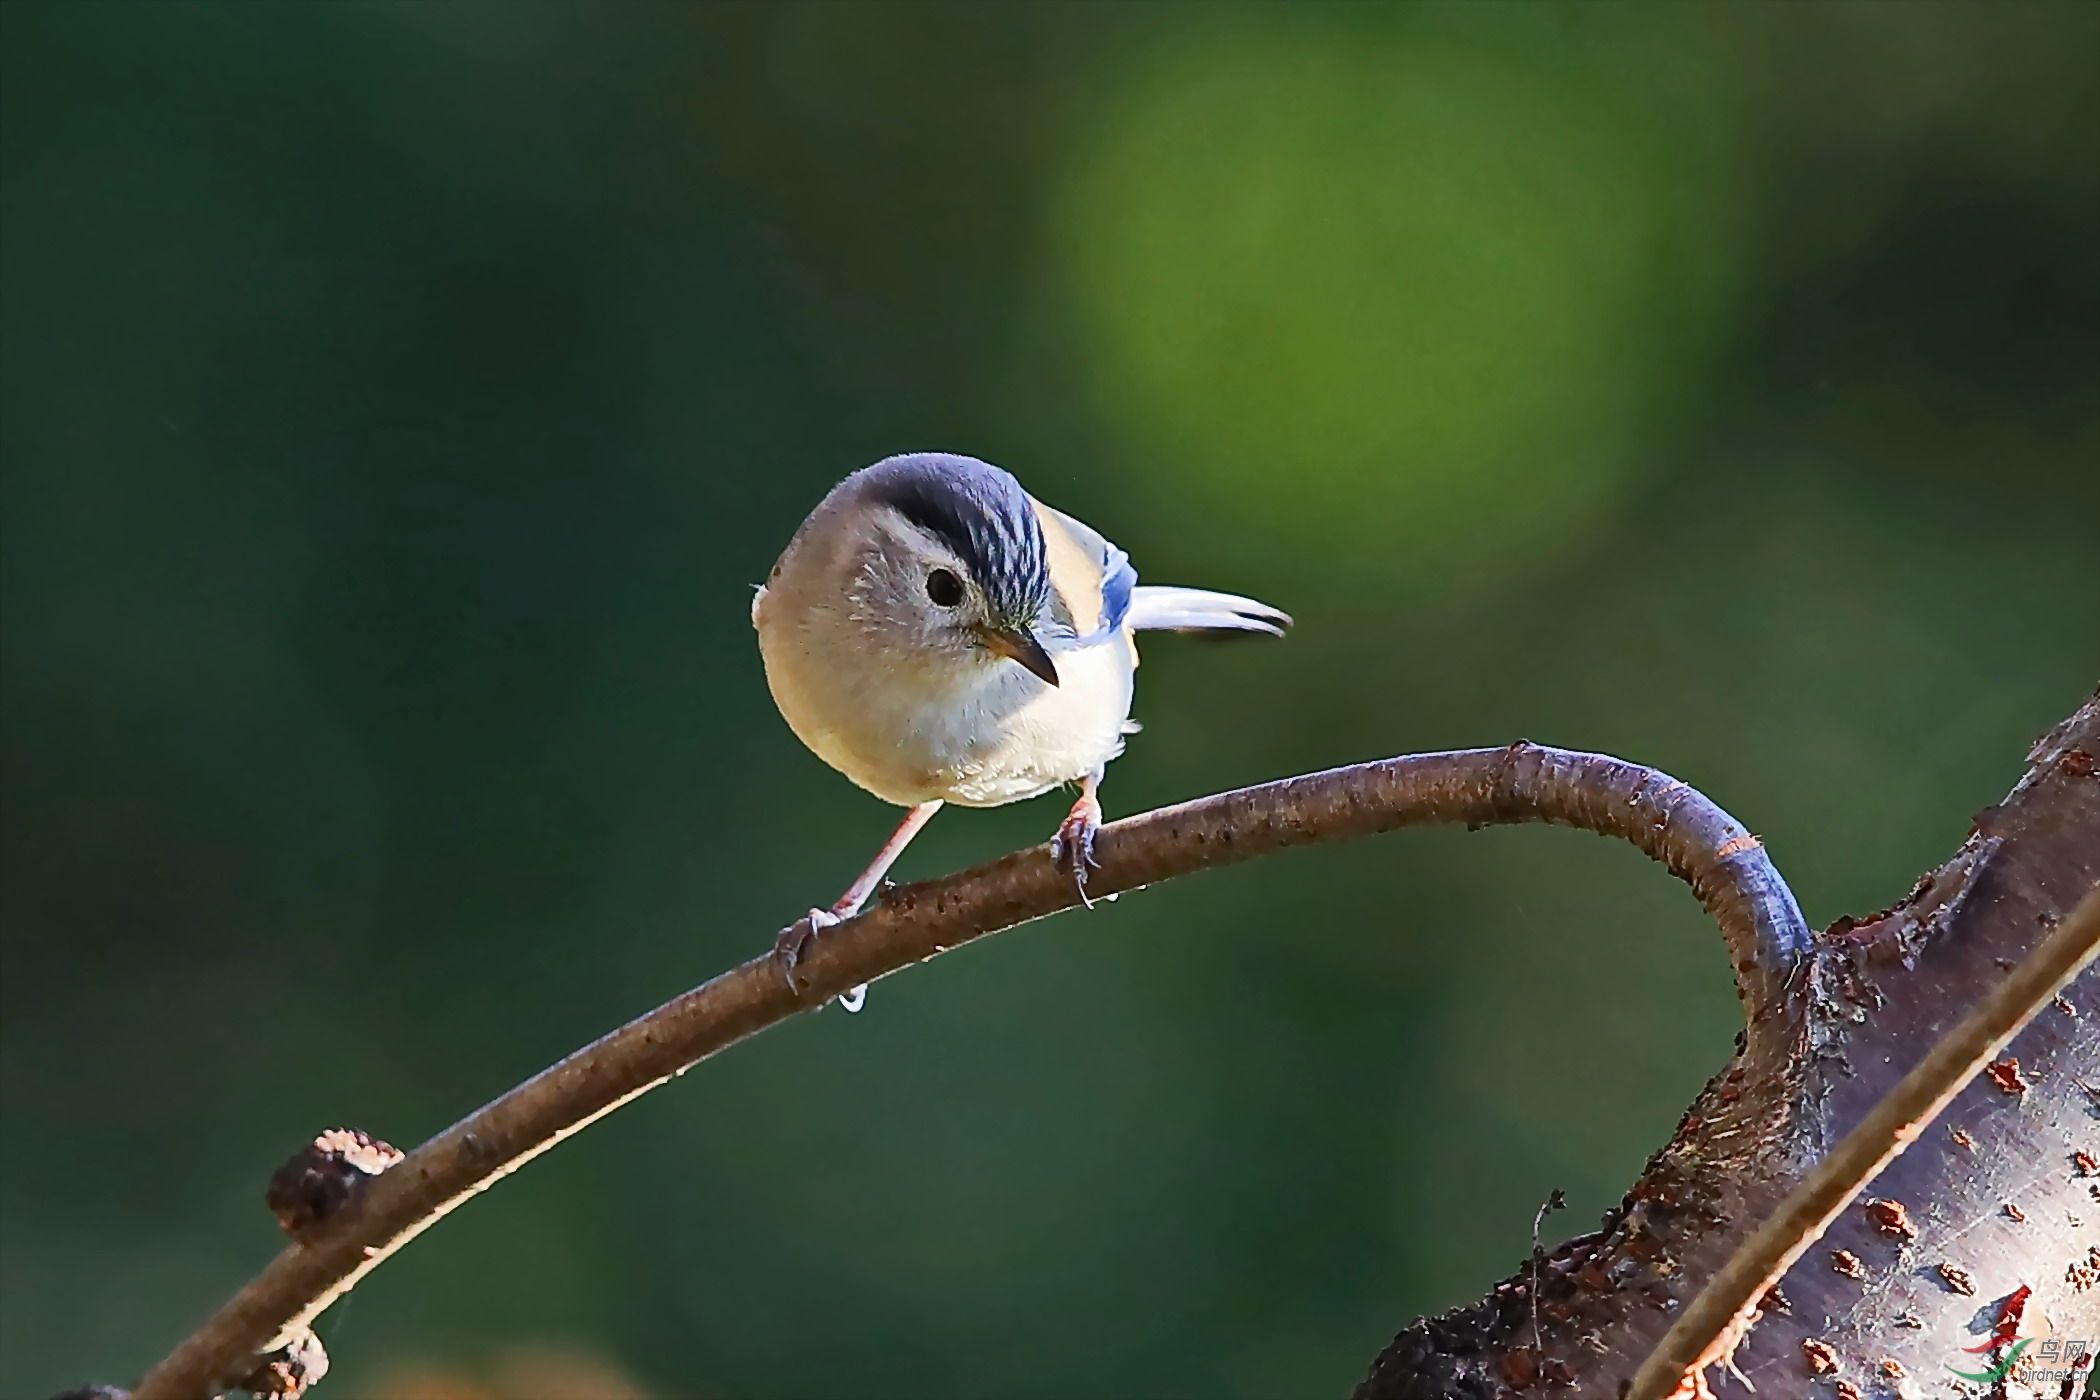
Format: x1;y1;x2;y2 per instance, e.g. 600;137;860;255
1127;585;1291;638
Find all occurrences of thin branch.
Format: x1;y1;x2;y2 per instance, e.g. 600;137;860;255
1625;881;2100;1400
130;743;1809;1400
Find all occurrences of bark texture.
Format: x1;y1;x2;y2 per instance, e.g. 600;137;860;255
1354;690;2100;1400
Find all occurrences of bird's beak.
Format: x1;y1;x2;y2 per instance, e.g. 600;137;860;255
978;624;1060;687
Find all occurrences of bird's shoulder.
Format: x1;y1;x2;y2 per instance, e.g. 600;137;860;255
1029;497;1136;644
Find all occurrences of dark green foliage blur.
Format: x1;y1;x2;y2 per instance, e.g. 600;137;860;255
3;3;2096;1396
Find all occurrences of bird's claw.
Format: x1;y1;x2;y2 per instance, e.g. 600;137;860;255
774;907;868;1012
1051;807;1103;909
774;907;838;992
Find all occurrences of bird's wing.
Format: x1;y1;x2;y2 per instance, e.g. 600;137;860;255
1031;498;1136;647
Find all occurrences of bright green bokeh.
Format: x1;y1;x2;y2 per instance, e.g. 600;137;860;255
1055;12;1746;585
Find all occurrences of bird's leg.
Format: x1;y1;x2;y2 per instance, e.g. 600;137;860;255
775;801;944;1005
832;800;944;918
1050;773;1104;908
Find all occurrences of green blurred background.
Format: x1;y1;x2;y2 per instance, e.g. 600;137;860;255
3;3;2096;1396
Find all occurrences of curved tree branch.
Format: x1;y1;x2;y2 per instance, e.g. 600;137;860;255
128;743;1809;1400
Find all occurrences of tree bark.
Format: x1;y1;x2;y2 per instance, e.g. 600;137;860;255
1355;689;2100;1399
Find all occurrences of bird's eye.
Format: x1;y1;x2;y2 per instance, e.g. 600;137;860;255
925;568;966;607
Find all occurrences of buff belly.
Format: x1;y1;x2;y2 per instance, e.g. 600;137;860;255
757;590;1135;809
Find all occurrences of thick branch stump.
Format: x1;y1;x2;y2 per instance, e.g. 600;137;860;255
1355;691;2100;1399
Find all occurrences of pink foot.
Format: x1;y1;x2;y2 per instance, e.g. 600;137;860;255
773;907;868;1012
773;907;838;991
1050;797;1103;907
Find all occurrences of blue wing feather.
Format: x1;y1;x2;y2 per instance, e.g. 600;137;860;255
1035;502;1137;647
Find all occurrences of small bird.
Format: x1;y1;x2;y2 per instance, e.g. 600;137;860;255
754;451;1289;1007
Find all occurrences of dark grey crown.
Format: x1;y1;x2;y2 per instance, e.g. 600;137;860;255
861;453;1050;624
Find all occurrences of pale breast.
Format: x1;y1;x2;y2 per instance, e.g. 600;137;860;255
935;636;1136;807
757;582;1135;809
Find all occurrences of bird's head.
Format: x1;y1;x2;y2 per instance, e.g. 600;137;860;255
839;452;1060;686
